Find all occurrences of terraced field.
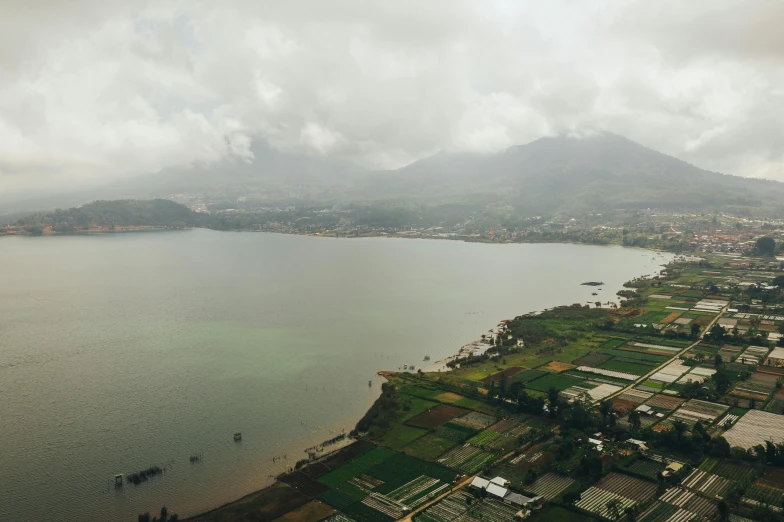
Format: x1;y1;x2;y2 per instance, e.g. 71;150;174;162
437;444;494;473
638;486;718;522
433;422;478;443
699;458;756;485
414;491;471;522
468;498;519;522
626;459;665;479
467;429;500;447
451;412;497;430
659;488;717;518
409;405;467;429
525;473;575;500
575;472;657;518
670;399;728;425
681;469;731;498
742;482;784;508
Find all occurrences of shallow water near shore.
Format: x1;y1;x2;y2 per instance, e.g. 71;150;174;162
0;230;671;521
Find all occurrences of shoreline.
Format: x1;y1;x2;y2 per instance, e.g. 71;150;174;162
184;244;673;521
3;225;676;254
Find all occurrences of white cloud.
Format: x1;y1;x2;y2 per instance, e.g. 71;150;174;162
0;0;782;196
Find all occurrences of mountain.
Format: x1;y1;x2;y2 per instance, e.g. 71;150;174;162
6;133;784;218
0;140;368;213
355;133;784;216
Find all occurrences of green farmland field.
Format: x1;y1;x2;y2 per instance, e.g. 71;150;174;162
526;373;584;392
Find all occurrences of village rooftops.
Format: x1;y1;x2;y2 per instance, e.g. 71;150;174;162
487;483;509;499
470;477;490;489
490;476;511;487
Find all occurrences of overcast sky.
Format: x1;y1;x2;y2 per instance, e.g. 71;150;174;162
1;0;783;196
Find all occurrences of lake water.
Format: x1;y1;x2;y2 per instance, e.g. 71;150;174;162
0;231;672;521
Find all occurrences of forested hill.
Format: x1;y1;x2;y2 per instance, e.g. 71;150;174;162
16;199;205;233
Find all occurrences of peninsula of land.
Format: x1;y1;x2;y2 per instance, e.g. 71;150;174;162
183;250;784;522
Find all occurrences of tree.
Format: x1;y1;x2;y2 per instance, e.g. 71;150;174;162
717;500;729;521
546;386;559;418
714;353;725;369
756;236;776;256
600;401;612;427
709;324;726;343
691;323;701;339
713;370;731;395
562;491;581;504
773;275;784;288
628;409;641;431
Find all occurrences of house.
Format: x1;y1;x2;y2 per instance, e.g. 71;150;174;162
766;347;784;367
625;438;649;452
588;438;604;451
486;483;509;499
491;476;511;487
470;476;542;511
662;462;683;477
469;477;490;490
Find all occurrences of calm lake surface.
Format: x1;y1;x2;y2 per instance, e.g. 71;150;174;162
0;230;672;521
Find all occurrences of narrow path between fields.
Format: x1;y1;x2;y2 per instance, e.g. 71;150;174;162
598;304;728;405
398;474;477;522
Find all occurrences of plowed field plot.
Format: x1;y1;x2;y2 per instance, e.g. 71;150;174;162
592;472;658;503
660;488;718;518
742;482;784;508
671;399;728;424
451;412;496;430
599;359;652;375
742;468;784;508
612;399;637;413
731;380;772;401
616;389;654;404
433;422;478;443
437;444;494;473
543;361;576;372
573;352;611;367
402;435;457;462
467;429;500;447
643;394;684;411
409;405;468;428
660;311;682;323
415;490;472;522
274;500;337;522
505;424;530;438
625;460;665;479
723;410;784;449
718;345;742;363
699;458;755;484
487;418;519;433
681;469;731;498
638;488;718;522
468;498;519;522
607;346;670;362
525;473;575;500
575;488;635;518
480;367;525;385
317;447;398;501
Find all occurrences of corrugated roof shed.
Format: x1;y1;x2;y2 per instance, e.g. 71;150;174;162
486;483;508;499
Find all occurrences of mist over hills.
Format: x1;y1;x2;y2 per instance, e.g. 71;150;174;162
6;132;784;218
361;133;784;216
